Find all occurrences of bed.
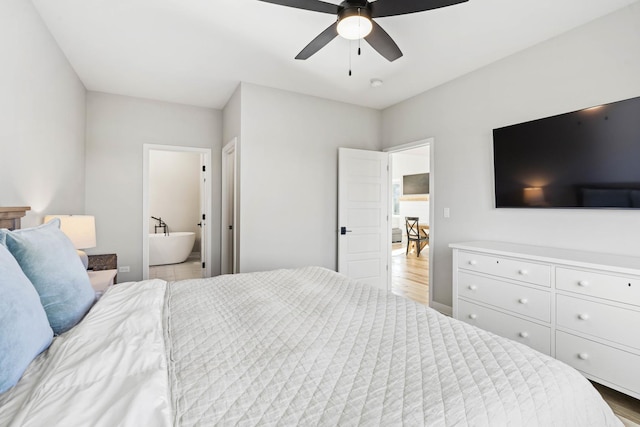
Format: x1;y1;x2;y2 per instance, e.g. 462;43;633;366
0;264;623;426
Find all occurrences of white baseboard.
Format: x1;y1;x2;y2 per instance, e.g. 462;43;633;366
430;301;452;317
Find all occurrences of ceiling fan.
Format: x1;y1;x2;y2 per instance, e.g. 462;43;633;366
258;0;469;62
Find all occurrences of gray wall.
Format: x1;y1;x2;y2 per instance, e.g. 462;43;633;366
149;150;201;250
85;92;222;281
0;0;86;227
237;83;382;273
382;3;640;308
222;85;241;146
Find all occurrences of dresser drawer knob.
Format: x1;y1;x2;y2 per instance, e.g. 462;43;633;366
468;285;478;291
518;331;529;338
468;260;478;266
578;313;589;321
578;280;589;287
518;269;528;276
518;298;528;304
468;314;477;320
577;353;589;360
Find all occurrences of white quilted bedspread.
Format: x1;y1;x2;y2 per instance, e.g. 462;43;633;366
165;267;621;427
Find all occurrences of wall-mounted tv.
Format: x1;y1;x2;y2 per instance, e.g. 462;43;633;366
493;95;640;209
403;173;429;195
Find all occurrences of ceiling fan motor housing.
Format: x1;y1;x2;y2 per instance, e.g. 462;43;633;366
338;0;372;20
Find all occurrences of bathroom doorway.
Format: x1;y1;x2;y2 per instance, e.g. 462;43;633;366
142;144;212;281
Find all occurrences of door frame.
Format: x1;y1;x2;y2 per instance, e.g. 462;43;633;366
221;138;239;274
385;138;441;312
142;144;212;280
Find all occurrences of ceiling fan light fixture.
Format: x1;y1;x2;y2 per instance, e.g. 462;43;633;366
337;9;372;40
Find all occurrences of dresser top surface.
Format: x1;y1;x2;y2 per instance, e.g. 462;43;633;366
450;241;640;275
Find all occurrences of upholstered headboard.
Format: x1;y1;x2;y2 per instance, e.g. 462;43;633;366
0;207;31;230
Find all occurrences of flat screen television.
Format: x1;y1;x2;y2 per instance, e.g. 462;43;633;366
493;95;640;209
403;173;429;195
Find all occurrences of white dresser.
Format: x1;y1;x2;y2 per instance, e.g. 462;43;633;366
451;241;640;399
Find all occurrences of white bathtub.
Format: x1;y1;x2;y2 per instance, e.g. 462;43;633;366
149;232;196;266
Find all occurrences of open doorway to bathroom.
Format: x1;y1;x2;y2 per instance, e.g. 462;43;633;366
142;144;212;281
387;140;432;306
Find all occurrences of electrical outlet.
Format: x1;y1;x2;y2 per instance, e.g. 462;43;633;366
119;266;130;273
444;207;451;218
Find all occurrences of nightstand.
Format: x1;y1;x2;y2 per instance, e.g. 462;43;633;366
88;269;118;300
88;253;118;283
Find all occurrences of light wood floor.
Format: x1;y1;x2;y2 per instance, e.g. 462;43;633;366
593;383;640;425
391;242;429;305
390;242;640;424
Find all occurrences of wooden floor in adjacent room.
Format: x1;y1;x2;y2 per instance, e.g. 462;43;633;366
391;242;429;305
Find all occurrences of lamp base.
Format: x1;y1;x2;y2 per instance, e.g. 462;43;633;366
77;250;89;270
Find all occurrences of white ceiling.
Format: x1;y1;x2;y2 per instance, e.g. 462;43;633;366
32;0;638;110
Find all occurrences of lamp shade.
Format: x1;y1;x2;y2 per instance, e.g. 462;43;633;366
44;215;96;249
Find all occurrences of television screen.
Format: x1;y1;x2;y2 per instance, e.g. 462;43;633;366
493;96;640;208
403;173;429;195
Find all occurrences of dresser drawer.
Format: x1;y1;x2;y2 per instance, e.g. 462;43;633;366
457;299;551;355
556;331;640;397
556;294;640;350
556;267;640;306
458;251;551;287
458;271;550;322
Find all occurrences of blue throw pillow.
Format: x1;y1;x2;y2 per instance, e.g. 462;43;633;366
0;243;53;394
3;219;96;334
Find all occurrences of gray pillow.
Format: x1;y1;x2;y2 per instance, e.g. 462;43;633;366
2;219;95;334
0;242;53;393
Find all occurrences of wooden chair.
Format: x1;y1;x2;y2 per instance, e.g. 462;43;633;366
405;217;429;257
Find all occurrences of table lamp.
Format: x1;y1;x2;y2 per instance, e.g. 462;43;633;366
44;215;96;269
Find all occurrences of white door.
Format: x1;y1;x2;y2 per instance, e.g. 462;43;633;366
338;148;390;291
221;139;237;275
199;155;207;278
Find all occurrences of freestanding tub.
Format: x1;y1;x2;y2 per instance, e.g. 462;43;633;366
149;232;196;266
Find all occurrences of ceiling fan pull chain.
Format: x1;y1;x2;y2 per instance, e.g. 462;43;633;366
357;8;362;56
348;40;352;76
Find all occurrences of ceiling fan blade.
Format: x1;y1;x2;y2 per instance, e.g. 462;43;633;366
295;22;339;60
257;0;339;15
370;0;468;18
364;21;402;62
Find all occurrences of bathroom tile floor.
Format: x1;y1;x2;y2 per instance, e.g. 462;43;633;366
149;252;203;281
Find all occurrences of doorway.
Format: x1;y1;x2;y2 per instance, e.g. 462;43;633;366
221;138;239;275
386;139;433;307
142;144;212;280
